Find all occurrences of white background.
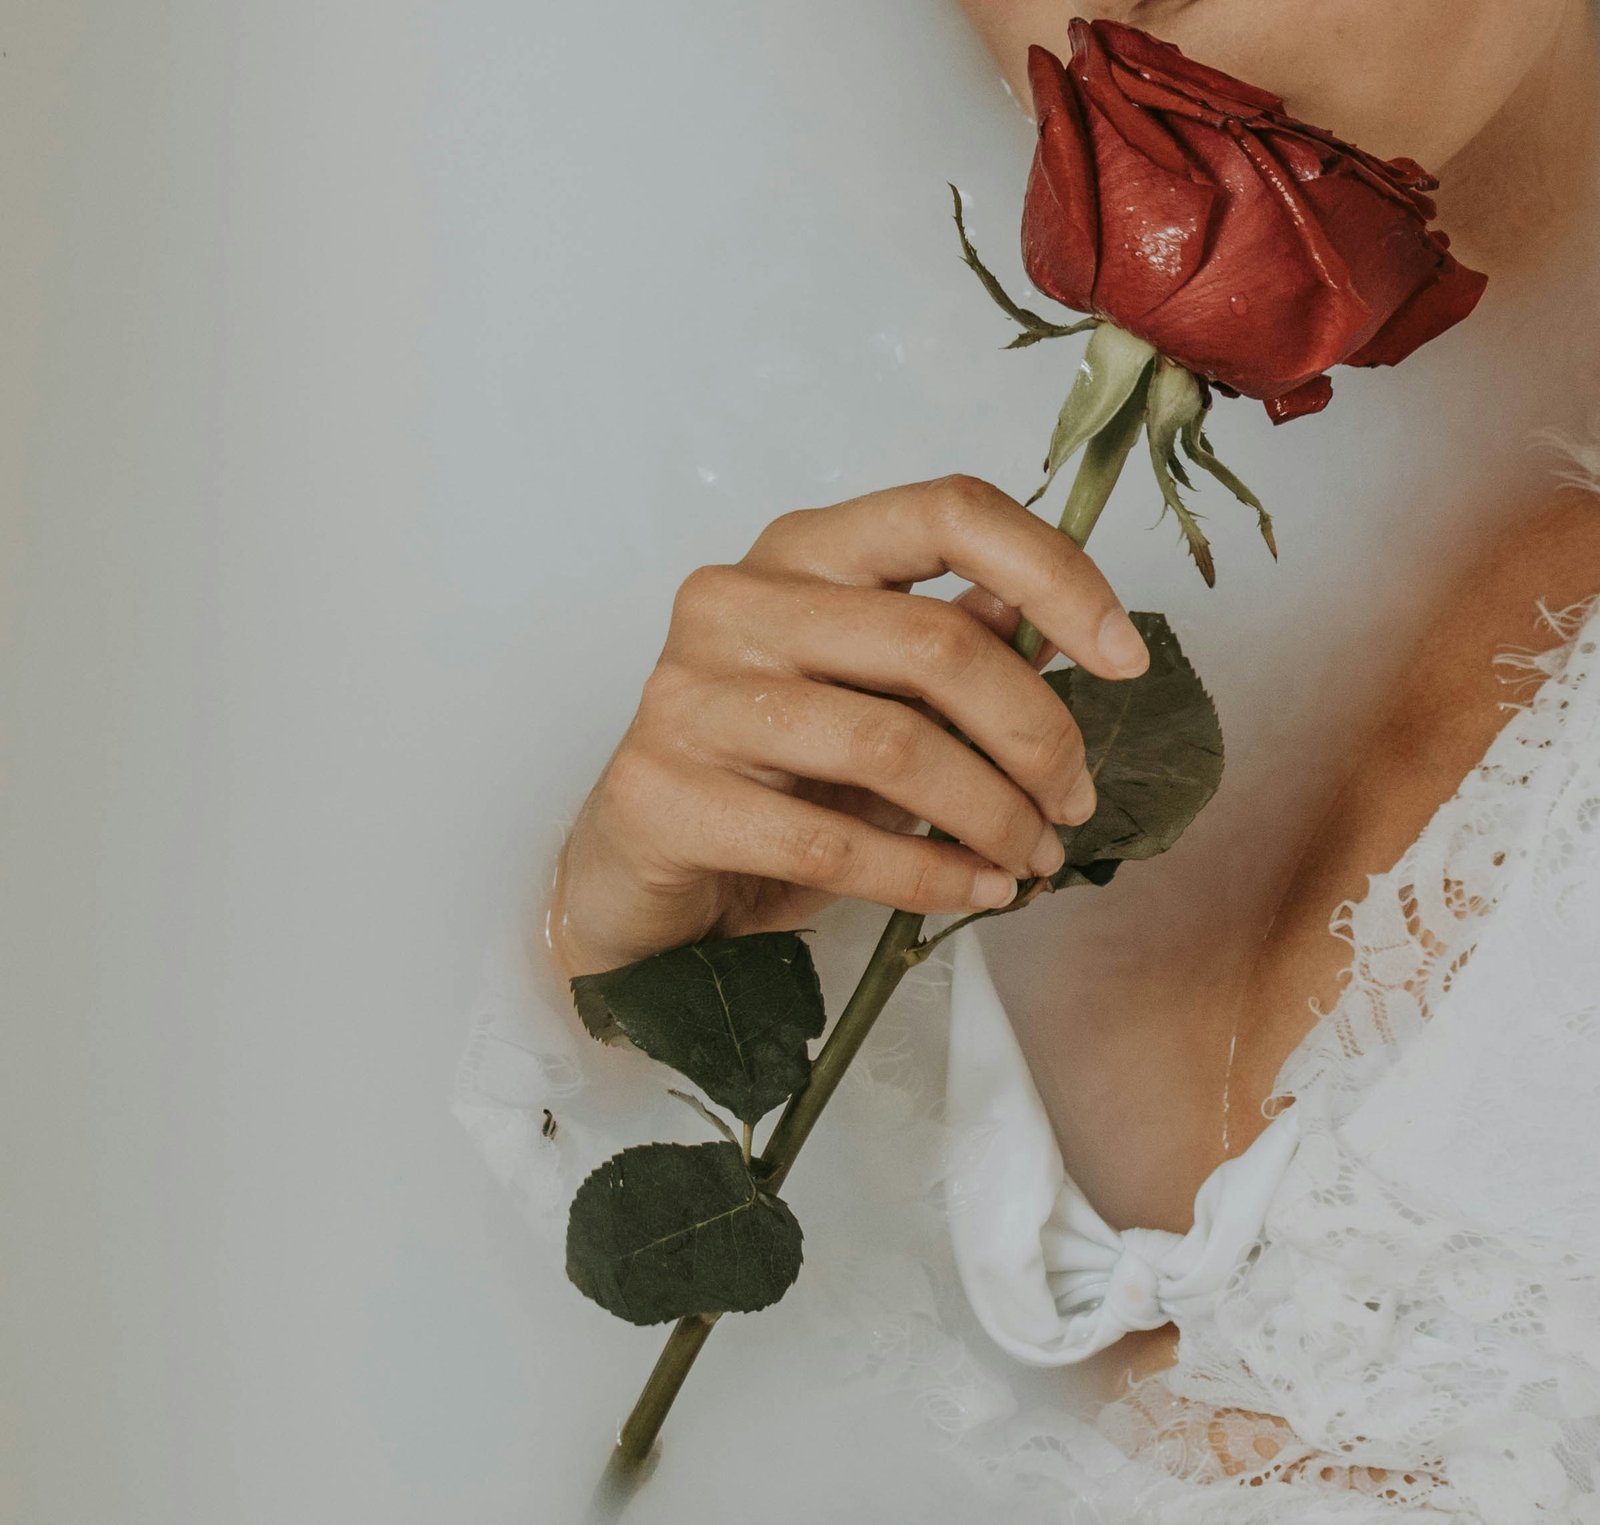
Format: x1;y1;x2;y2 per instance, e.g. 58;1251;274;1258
3;3;1593;1522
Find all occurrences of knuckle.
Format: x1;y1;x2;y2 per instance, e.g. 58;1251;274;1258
900;604;986;682
932;472;997;520
747;507;818;560
1019;710;1084;781
671;562;745;626
1035;545;1089;606
778;821;855;883
636;661;696;724
849;709;922;779
993;793;1046;851
899;851;947;911
599;746;671;823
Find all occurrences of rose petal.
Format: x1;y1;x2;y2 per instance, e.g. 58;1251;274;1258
1379;155;1439;190
1107;56;1232;129
1264;375;1334;424
1135;213;1368;399
1344;253;1490;369
1021;44;1100;311
1276;121;1440;218
1015;23;1489;414
1227;127;1354;296
1073;23;1194;178
1079;19;1283;117
1289;160;1432;347
1073;32;1216;319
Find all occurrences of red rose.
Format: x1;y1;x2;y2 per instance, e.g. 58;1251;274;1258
1021;21;1488;424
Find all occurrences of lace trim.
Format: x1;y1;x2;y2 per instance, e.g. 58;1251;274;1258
453;532;1600;1522
831;592;1600;1521
1090;592;1600;1513
1268;592;1600;1112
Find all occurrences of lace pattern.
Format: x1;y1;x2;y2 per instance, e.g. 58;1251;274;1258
452;587;1600;1522
1090;594;1600;1517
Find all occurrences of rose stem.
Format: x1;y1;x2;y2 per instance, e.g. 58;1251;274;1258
605;398;1142;1482
609;908;925;1477
1012;371;1149;663
613;1311;717;1464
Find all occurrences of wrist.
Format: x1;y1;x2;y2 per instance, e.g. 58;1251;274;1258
546;839;607;982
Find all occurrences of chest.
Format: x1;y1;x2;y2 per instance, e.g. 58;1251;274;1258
985;494;1599;1235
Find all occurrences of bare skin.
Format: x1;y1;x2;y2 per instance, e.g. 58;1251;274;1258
1095;486;1600;1394
548;482;1600;1410
547;2;1600;1407
550;476;1150;977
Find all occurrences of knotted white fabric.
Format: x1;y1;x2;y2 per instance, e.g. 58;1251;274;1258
455;582;1600;1519
944;927;1301;1366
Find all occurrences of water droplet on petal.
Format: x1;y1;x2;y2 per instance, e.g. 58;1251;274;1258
1229;294;1250;317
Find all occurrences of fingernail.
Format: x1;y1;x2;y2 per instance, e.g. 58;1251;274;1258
1098;607;1148;676
1062;770;1097;825
1029;825;1066;878
971;868;1018;909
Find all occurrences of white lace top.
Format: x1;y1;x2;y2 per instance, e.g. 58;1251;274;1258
455;592;1600;1522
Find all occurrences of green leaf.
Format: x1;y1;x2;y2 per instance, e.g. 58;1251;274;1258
1029;324;1156;507
1045;612;1223;882
948;184;1094;344
571;931;826;1126
566;1141;803;1325
1051;859;1123;892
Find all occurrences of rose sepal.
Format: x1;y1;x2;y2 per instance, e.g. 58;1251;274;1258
1144;359;1217;586
1029;322;1156;509
1179;415;1277;560
953;193;1271;589
950;184;1096;348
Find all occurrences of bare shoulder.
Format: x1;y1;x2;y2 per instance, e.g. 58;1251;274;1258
1298;475;1599;905
1388;482;1600;760
1459;481;1600;626
1234;480;1600;1116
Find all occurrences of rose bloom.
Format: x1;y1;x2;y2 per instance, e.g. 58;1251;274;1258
1021;20;1489;423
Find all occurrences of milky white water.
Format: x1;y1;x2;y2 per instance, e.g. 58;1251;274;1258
4;3;1597;1523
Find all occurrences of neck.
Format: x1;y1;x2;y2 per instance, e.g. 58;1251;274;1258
1433;1;1600;277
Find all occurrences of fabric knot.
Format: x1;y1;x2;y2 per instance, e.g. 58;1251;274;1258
1105;1228;1181;1329
945;926;1305;1366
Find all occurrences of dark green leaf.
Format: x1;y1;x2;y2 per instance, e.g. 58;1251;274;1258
571;931;826;1125
1051;859;1123;891
1045;612;1222;882
566;1141;803;1325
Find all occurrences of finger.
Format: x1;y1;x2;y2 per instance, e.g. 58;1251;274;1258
951;584;1058;670
699;578;1096;825
745;474;1148;680
691;676;1067;880
800;782;917;838
659;768;1023;914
